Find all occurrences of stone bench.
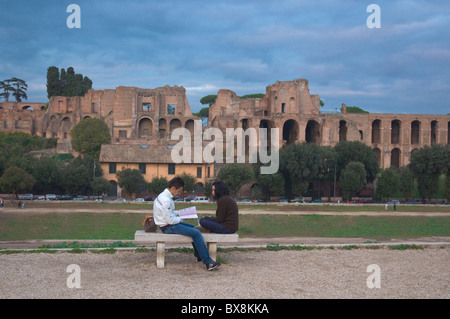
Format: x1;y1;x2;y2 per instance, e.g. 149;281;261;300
134;230;239;268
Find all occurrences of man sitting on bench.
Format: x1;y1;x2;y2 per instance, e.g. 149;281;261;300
153;177;221;271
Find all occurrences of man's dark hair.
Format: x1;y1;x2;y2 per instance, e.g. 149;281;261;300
168;177;184;189
212;180;230;200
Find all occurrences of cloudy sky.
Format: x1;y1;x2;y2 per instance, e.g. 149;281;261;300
1;0;449;114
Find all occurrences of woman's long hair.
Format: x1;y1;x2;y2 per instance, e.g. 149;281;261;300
212;180;230;200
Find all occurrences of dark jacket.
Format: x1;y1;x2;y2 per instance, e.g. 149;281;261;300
210;195;239;232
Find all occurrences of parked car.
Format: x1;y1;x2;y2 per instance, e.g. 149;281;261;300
192;196;209;202
354;198;373;204
18;194;34;200
72;196;84;201
311;199;323;203
114;197;127;202
144;196;153;201
46;194;57;200
387;200;400;205
183;195;197;202
60;194;73;200
134;198;145;202
239;198;251;203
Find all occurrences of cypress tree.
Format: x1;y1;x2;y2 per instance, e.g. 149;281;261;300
46;66;61;98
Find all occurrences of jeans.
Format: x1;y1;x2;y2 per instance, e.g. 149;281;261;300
162;222;213;264
200;218;234;234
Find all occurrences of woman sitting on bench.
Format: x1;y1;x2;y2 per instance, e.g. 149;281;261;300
200;180;239;234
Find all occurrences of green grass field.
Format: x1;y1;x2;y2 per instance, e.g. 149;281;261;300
1;211;449;241
3;200;450;212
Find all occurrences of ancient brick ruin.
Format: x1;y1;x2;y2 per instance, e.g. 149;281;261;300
1;78;449;170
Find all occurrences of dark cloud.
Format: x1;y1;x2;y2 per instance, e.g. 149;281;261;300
0;0;449;114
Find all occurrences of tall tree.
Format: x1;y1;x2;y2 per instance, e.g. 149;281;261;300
9;77;28;102
334;141;379;182
200;95;217;106
63;67;76;96
176;172;197;194
70;118;111;159
217;163;254;197
340;161;366;200
376;167;399;202
147;176;168;196
46;66;93;98
0;80;14;101
409;144;450;200
398;166;414;201
279;142;336;198
0;166;36;198
46;66;61;98
116;168;146;198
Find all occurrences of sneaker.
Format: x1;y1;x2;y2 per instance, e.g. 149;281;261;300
197;257;202;262
205;261;221;271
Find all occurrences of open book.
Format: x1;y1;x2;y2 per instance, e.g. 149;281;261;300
178;206;198;219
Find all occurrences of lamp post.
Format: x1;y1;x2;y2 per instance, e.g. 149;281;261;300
334;163;337;200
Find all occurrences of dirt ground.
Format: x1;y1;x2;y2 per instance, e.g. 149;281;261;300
1;206;449;299
1;247;449;299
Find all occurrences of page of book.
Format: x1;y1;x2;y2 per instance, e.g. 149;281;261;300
178;206;198;219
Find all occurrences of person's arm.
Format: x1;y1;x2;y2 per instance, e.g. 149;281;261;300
210;197;228;223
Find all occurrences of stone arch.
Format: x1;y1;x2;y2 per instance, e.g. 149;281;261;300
411;120;420;145
260;119;275;151
391;120;401;144
194;182;204;193
391;148;401;168
138;117;153;138
22;105;33;111
448;121;450;144
305;120;321;144
431;120;438;144
185;119;195;135
49;115;60;138
107;180;118;197
159;118;167;138
339;120;347;142
61;117;71;138
169;118;181;132
282;119;299;145
371;119;381;144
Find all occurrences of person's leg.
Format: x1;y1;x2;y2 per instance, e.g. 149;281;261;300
200;218;234;234
162;223;214;264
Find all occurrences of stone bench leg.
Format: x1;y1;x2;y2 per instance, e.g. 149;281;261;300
156;242;165;269
207;242;217;261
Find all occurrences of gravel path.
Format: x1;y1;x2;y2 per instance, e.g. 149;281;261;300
1;247;448;299
1;206;449;299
